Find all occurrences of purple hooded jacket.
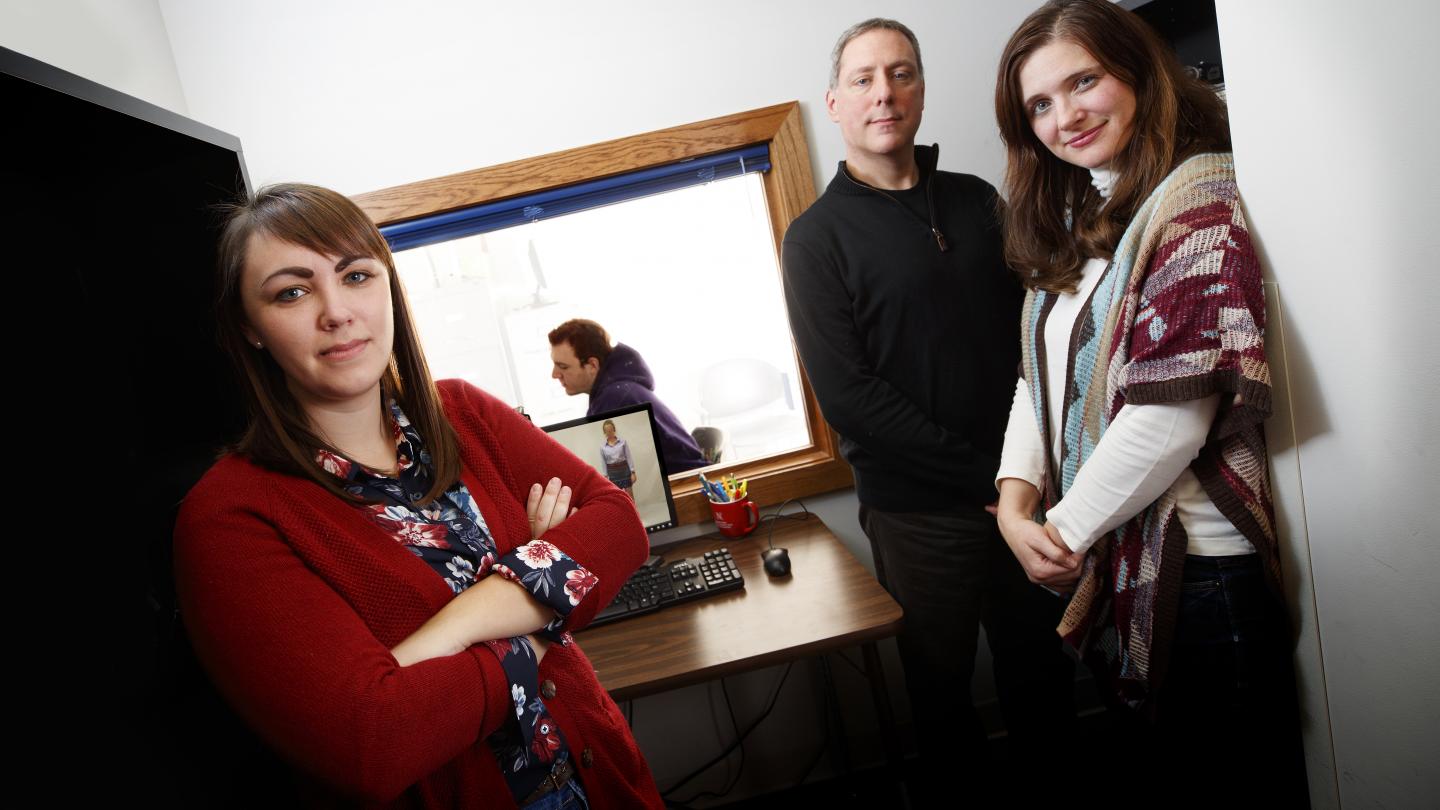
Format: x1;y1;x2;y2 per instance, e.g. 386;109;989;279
586;343;708;474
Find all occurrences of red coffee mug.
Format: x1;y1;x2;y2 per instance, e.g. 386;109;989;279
709;499;760;538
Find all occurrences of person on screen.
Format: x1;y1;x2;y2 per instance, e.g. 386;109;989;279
547;318;707;474
173;183;663;809
599;419;636;500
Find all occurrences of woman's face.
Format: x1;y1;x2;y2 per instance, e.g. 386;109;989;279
1017;38;1137;170
239;231;395;418
603;424;617;440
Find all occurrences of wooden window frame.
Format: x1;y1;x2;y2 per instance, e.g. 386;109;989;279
352;101;853;525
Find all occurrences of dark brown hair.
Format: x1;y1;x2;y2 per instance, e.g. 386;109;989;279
547;318;613;367
995;0;1230;292
214;183;460;504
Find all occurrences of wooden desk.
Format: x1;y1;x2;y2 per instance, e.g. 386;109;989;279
575;513;903;700
575;513;908;799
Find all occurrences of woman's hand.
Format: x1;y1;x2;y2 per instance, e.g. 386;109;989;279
999;512;1083;588
1041;522;1087;591
392;479;580;669
527;477;577;539
392;578;555;667
526;633;551;666
995;478;1082;589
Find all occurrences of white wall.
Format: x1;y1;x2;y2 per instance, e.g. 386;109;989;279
1217;1;1440;807
154;0;1032;195
0;0;188;114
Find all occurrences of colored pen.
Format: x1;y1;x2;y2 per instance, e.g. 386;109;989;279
698;474;727;503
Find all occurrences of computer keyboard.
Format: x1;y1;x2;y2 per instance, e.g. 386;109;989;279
589;548;745;627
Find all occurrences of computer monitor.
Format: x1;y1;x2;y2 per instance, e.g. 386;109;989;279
542;403;679;533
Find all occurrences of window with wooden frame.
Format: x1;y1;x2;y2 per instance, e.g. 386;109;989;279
351;101;852;524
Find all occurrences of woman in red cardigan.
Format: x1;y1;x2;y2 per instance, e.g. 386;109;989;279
173;183;663;809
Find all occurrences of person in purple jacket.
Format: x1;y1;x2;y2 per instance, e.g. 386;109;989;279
548;319;708;475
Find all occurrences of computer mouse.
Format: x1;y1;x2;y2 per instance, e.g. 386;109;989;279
761;547;792;578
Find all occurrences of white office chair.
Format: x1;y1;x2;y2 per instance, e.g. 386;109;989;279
697;359;805;461
697;358;793;420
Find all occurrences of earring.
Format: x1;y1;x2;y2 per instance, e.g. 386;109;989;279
254;341;263;349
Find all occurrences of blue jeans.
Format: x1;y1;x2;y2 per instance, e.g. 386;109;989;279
521;777;589;810
1150;554;1308;805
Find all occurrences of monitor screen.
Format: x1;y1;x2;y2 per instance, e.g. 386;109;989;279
542;403;678;533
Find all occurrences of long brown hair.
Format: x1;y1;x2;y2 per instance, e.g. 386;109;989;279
214;183;460;503
995;0;1230;292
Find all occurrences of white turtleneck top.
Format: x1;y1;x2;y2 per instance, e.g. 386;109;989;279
995;168;1254;556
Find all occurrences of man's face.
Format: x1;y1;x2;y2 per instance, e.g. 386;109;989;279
825;28;925;165
550;341;599;396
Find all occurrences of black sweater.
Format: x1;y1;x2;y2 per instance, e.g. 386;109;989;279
781;145;1023;511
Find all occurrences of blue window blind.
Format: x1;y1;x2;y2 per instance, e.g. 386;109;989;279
380;143;771;252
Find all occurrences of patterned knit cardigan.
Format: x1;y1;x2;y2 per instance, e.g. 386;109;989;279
1019;153;1280;709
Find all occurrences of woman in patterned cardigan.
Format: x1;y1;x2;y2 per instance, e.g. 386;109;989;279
174;183;663;809
990;0;1305;800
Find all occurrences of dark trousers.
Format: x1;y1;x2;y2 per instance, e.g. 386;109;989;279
1152;554;1309;806
859;504;1076;788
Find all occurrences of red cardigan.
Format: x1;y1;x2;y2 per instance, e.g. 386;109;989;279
174;380;663;808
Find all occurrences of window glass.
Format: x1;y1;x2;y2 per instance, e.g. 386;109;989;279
394;171;811;472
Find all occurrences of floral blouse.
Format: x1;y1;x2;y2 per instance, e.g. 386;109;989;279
316;402;598;802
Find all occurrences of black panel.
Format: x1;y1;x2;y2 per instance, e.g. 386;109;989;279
2;47;295;805
1130;0;1225;84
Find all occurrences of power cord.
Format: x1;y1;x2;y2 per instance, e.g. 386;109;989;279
660;661;794;799
695;679;741;796
673;652;854;803
675;676;749;804
659;499;816;804
756;498;812;550
830;648;868;679
717;678;746;794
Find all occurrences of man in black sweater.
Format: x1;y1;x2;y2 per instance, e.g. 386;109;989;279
781;18;1074;791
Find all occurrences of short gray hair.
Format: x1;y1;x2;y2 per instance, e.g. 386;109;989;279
829;18;925;89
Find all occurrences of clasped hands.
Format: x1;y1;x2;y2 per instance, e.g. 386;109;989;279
391;476;578;668
996;508;1086;591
